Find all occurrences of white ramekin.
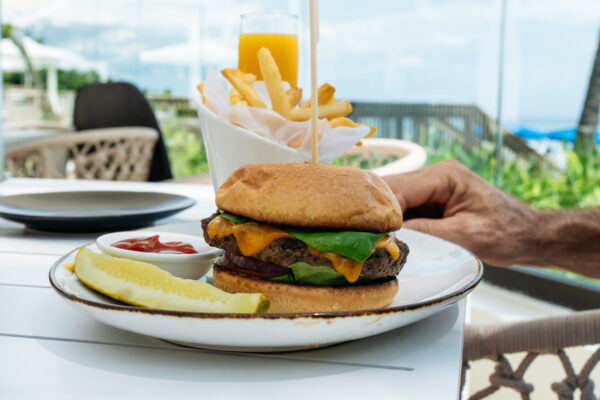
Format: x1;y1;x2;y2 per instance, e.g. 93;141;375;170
96;231;220;280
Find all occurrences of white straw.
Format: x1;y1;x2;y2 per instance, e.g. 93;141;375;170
309;0;319;164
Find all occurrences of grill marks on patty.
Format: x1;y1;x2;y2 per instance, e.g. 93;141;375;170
201;212;409;279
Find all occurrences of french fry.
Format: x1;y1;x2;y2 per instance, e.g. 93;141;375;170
290;100;353;122
287;129;324;149
221;68;266;108
258;47;291;119
230;74;255;105
196;83;206;104
204;47;368;151
229;88;244;105
287;87;303;108
365;126;377;138
243;73;257;83
300;83;336;108
329;117;376;138
329;117;361;128
230;92;248;106
287;135;304;149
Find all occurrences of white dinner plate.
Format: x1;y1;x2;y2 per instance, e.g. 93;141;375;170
49;222;482;352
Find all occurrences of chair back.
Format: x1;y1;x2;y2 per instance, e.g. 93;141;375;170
6;127;159;181
73;82;172;181
338;138;427;175
463;310;600;399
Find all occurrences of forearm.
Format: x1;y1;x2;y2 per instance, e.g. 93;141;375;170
521;209;600;278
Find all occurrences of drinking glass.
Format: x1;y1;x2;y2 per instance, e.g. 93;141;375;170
238;12;298;88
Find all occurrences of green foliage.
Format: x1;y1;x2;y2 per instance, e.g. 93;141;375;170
176;107;199;117
39;69;101;91
333;153;400;170
161;118;209;177
1;23;14;38
3;72;23;86
542;268;600;286
428;140;600;209
4;69;102;90
497;151;600;209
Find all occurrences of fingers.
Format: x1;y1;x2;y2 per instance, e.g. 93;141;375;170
383;161;459;213
403;217;465;248
404;217;449;238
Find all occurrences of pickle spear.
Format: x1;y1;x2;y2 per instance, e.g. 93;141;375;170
74;247;269;313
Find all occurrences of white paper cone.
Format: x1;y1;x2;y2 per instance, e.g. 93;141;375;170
197;68;370;191
197;102;307;191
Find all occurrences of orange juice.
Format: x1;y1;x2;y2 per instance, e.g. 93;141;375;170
238;33;298;88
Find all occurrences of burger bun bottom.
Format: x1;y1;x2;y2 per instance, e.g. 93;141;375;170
213;266;399;313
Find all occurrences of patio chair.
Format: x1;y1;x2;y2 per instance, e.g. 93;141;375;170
73;82;173;181
337;138;427;175
5;127;159;181
462;309;600;400
4;121;72;131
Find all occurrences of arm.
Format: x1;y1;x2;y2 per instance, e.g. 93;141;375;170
531;209;600;277
383;160;600;278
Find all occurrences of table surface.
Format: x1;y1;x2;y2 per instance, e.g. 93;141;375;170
4;129;64;148
0;178;466;400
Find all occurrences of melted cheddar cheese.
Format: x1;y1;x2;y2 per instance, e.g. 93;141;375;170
207;216;292;256
376;236;400;260
207;216;400;283
306;246;364;283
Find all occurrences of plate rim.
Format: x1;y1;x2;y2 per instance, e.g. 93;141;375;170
0;191;196;220
49;238;483;320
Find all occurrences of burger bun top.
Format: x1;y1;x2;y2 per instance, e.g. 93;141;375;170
216;163;403;232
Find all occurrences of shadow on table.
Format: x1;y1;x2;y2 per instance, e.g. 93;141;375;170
287;304;460;366
30;297;459;383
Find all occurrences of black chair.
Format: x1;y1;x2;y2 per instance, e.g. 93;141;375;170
73;82;173;181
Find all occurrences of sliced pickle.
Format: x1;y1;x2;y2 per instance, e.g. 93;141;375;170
74;247;269;313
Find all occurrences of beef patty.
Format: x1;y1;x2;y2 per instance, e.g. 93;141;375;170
201;212;409;278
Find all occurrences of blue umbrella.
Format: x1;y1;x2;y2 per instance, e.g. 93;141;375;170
510;125;600;144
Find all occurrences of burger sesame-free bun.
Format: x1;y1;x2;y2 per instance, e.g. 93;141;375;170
216;163;403;232
213;266;399;313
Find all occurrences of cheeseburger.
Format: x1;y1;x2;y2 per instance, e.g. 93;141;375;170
201;163;409;313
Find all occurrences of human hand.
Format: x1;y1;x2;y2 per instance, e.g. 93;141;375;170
383;160;538;267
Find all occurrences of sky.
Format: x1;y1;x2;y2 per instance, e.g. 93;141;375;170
3;0;600;131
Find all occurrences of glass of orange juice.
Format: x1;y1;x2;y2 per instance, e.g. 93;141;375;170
238;12;298;88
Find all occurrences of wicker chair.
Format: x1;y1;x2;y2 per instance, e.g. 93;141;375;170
338;138;427;175
5;127;159;181
462;310;600;400
74;82;173;181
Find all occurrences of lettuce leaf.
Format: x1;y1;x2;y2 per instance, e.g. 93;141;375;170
285;229;384;262
219;211;384;262
269;262;388;286
219;212;257;225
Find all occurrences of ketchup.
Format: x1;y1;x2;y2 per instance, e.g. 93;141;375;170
111;235;198;254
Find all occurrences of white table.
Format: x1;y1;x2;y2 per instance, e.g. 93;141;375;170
4;129;64;149
0;178;467;400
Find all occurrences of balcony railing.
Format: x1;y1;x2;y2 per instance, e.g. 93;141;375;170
148;96;547;165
